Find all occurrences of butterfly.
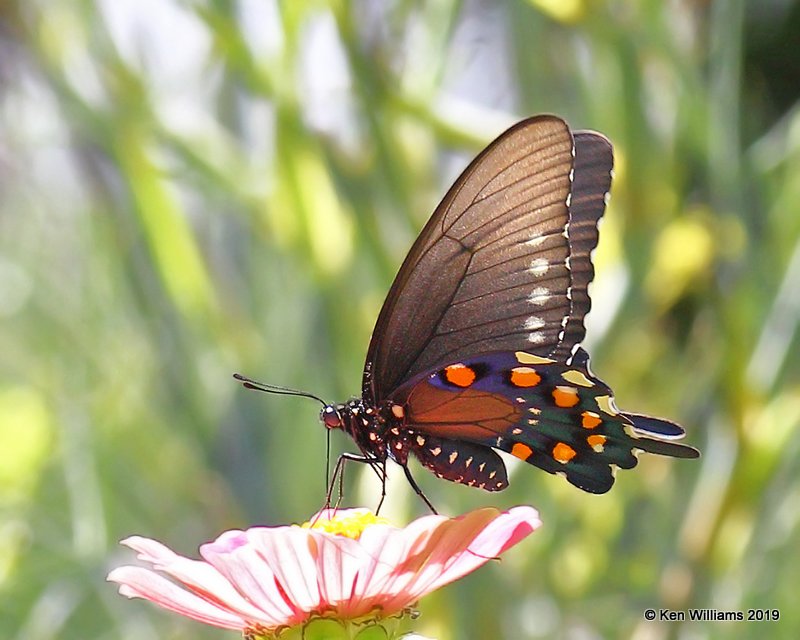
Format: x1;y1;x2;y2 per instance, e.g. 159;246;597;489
237;115;699;510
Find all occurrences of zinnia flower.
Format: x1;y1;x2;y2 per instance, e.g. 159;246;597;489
108;506;540;639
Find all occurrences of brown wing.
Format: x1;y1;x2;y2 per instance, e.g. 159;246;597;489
552;131;614;361
363;116;576;402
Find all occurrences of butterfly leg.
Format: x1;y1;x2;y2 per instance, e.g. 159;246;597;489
374;459;388;515
401;464;438;515
325;452;386;511
325;452;360;509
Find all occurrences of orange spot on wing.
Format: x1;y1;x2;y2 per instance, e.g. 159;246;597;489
444;363;476;387
587;434;606;451
552;386;580;408
553;442;577;464
581;411;602;429
511;442;534;461
509;366;541;388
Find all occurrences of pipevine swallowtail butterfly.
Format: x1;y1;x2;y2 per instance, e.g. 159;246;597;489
236;115;699;511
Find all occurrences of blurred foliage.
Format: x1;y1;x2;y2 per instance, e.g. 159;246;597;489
1;0;799;638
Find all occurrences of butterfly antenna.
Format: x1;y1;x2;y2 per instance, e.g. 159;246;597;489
233;373;327;407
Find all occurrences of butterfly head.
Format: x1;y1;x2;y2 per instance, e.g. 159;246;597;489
319;399;382;458
321;404;345;430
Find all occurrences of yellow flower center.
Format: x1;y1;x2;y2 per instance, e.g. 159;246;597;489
301;510;390;539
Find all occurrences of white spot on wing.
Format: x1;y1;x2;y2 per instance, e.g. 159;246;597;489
527;332;546;344
524;316;545;330
525;235;547;248
566;343;580;366
528;287;550;305
528;258;549;276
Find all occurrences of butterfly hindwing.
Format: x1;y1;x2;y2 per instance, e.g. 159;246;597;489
409;436;509;492
395;351;699;493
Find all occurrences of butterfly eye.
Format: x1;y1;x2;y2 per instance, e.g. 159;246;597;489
321;406;343;430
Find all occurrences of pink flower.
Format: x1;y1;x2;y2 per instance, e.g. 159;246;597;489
108;506;540;638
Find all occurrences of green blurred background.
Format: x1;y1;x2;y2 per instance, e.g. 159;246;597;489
1;0;799;638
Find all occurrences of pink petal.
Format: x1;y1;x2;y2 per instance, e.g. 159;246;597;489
361;507;540;612
200;530;300;624
243;527;322;611
307;530;365;609
349;516;445;612
398;508;513;600
119;535;284;626
423;506;541;593
107;566;245;630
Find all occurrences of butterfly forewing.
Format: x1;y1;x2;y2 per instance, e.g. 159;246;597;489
364;116;577;402
553;131;613;361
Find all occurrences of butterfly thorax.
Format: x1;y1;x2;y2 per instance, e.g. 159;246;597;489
321;398;416;465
